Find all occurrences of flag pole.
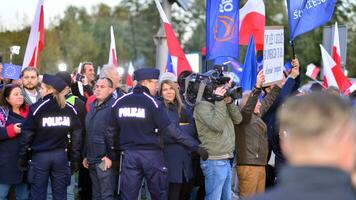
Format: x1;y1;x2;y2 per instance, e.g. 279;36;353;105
34;33;40;69
290;40;296;59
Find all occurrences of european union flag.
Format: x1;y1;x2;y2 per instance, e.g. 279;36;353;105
206;0;239;64
287;0;336;40
2;63;22;80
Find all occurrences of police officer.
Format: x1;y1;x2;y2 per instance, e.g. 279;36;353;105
18;74;82;200
106;68;208;200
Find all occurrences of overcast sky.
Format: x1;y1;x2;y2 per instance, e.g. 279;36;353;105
0;0;121;31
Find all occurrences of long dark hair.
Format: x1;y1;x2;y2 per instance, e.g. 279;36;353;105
159;80;183;115
0;84;26;110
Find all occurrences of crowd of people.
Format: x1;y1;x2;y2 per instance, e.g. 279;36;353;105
0;59;355;200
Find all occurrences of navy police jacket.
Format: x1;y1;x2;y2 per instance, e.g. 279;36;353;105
19;94;82;162
84;95;115;164
106;85;199;157
0;107;29;184
163;103;195;183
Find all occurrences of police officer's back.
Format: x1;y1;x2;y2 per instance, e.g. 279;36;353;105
106;68;208;200
18;74;82;200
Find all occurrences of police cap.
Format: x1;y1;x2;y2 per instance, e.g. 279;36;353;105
55;71;72;86
42;74;67;92
134;68;160;81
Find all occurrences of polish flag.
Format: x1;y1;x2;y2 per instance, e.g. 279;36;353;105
320;44;351;92
154;0;192;76
331;22;341;71
108;25;118;67
125;62;134;88
22;0;44;69
239;0;265;50
305;63;320;80
344;83;356;96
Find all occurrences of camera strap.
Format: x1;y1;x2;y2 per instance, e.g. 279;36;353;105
196;80;207;104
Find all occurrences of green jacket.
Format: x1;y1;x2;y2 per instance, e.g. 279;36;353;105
194;100;242;159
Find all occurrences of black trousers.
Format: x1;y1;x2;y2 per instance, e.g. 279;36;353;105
168;179;194;200
89;163;116;200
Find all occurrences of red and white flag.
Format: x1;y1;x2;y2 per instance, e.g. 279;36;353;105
108;25;118;67
239;0;265;50
344;83;356;96
305;63;320;80
125;62;134;88
154;0;192;76
22;0;44;69
320;44;351;92
331;22;342;71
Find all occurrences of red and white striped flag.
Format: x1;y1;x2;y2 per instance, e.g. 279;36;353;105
320;44;351;92
125;62;134;88
154;0;192;76
305;63;320;80
239;0;265;50
331;22;342;71
108;25;118;67
22;0;44;69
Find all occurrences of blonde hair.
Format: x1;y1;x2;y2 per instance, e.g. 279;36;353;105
43;84;66;109
278;94;355;140
159;80;184;115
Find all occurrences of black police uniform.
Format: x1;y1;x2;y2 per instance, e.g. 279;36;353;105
18;75;82;200
106;68;203;200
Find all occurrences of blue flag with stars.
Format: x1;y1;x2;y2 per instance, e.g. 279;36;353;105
2;64;22;80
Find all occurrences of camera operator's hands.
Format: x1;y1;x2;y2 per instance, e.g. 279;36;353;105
196;147;209;161
256;71;265;88
224;96;233;104
214;86;227;97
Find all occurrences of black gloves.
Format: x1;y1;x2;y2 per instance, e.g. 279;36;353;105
71;162;80;174
196;147;209;161
18;158;27;172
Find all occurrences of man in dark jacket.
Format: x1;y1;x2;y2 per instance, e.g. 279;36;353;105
83;77;116;200
262;59;300;174
249;94;356;200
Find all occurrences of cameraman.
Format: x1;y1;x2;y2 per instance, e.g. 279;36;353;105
193;82;242;200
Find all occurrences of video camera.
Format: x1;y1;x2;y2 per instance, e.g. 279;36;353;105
183;64;242;106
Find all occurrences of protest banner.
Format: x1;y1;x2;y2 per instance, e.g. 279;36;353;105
263;26;284;86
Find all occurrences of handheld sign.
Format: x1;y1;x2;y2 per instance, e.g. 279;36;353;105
263;26;284;86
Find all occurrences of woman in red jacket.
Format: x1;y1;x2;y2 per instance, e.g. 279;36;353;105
0;84;29;200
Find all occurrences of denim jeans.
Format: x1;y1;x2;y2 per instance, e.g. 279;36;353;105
0;183;29;200
200;159;232;200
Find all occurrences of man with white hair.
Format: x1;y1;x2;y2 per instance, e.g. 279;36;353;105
250;94;356;200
